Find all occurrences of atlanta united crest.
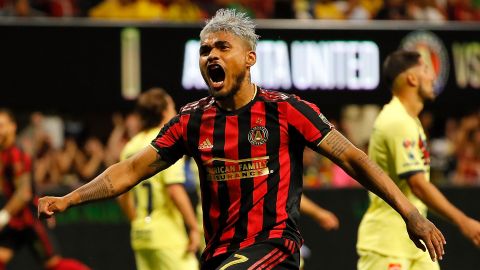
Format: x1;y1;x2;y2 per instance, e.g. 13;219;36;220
248;126;269;146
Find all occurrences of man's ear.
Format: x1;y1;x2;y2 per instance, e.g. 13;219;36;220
246;51;256;67
405;72;418;87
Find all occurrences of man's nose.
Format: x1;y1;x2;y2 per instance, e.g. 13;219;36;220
207;49;219;61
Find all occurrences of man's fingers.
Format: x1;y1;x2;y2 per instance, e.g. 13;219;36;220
47;201;59;212
37;198;56;219
435;229;446;255
424;238;437;262
473;233;480;247
432;233;443;260
437;228;446;245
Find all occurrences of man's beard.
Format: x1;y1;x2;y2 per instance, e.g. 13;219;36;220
209;70;246;101
419;84;435;102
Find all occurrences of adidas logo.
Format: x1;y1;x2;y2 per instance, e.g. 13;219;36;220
198;138;213;150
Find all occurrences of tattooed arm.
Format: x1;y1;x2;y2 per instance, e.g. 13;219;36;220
317;130;446;262
38;146;169;218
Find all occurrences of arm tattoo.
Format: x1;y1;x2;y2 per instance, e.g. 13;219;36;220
358;154;385;177
148;153;168;172
77;174;115;203
324;132;349;158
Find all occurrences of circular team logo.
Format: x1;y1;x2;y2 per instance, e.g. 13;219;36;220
248;126;269;146
399;31;449;95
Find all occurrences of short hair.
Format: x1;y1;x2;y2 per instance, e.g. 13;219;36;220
0;108;16;124
383;50;421;89
135;88;170;131
200;8;259;50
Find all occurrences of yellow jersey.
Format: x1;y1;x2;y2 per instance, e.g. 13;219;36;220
121;128;188;250
357;97;430;258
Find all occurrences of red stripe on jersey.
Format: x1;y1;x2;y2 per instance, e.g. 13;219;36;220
287;101;323;143
260;247;289;270
248;248;281;270
285;239;295;253
247;248;281;270
219;115;240;244
200;108;217;244
246;102;268;241
270;104;290;237
154;120;183;149
264;253;290;270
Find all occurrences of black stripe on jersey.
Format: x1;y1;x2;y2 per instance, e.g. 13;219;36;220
287;98;332;139
212;112;230;251
258;102;280;242
283;125;304;242
229;107;252;251
152;115;187;164
187;111;215;238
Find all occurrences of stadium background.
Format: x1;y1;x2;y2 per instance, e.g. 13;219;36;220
0;5;479;270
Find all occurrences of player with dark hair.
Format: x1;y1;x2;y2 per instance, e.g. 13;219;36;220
357;50;480;270
117;88;200;270
0;108;90;270
39;10;445;269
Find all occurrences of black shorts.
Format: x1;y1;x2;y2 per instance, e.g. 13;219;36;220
0;220;56;262
201;238;300;270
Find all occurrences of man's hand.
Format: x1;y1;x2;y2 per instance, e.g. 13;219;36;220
37;196;68;219
186;229;200;254
459;217;480;247
312;208;340;231
405;211;446;262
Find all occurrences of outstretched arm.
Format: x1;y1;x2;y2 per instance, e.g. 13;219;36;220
317;130;446;261
300;195;339;231
38;146;169;218
408;172;480;247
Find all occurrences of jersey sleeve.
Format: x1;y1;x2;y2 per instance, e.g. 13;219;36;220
11;147;31;177
150;115;187;165
385;122;425;179
285;96;334;146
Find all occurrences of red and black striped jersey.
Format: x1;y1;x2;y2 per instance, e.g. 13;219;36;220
151;87;334;260
0;145;36;229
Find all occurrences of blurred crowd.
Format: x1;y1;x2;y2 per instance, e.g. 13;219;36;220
0;0;479;21
14;104;480;195
17;111;142;195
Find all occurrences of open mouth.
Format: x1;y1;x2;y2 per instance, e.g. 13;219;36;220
208;64;225;89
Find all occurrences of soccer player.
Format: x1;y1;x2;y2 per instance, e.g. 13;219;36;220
357;50;480;270
117;88;200;270
38;9;446;269
0;108;90;270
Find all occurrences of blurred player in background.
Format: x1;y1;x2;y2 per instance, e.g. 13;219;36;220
117;88;200;270
299;195;339;270
357;50;480;270
38;9;446;269
0;108;90;270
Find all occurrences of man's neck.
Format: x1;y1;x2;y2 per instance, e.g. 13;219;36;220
216;83;256;111
0;138;14;151
395;91;424;117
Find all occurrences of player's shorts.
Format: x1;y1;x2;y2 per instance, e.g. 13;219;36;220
201;238;300;270
0;221;56;262
357;249;440;270
134;247;198;270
